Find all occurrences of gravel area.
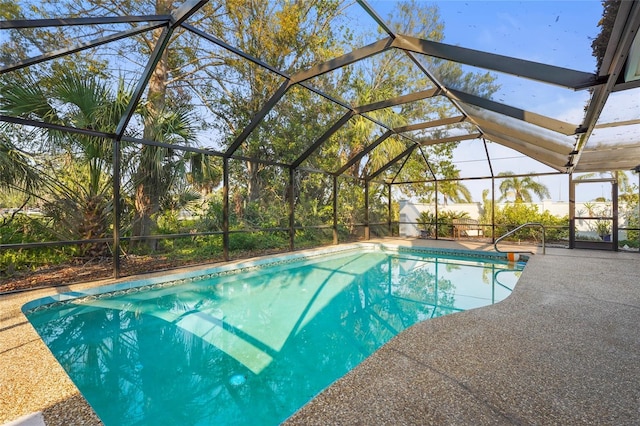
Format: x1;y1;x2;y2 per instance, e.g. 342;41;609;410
2;239;638;425
1;282;106;425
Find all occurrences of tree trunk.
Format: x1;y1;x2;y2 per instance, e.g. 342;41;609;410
78;195;110;257
132;0;171;251
246;160;261;203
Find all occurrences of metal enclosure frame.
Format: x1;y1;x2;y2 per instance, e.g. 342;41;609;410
1;0;640;279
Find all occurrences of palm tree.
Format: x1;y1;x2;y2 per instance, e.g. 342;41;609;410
498;172;550;203
186;153;222;197
128;105;198;250
2;68;202;253
0;131;41;229
438;178;473;205
436;168;472;205
0;70;131;255
576;170;631;196
0;134;40;194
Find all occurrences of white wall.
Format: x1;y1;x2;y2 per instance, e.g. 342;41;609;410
399;200;630;238
399;200;483;237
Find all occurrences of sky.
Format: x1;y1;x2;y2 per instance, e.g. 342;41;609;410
363;1;638;202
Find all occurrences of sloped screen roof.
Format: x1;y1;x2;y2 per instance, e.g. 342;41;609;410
2;0;640;181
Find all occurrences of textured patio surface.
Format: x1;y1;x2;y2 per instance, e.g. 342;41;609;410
1;239;639;425
287;240;640;425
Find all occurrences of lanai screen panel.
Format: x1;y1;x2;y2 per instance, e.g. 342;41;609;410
579;87;640;172
300;116;388;175
580;123;640;172
384;97;459;129
304;48;437;110
0;19;155;60
381;144;433;185
357;134;414;179
460;102;575;171
227;160;289;233
236;85;349;164
435;61;592;122
1;42;147;136
186;1;367;75
336;176;365;238
424;1;601;69
449;138;492;179
369;181;390;236
401;120;472;145
295;170;334;228
485;141;559;176
137;29;290;152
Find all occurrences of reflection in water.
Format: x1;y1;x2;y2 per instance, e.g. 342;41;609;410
27;250;522;425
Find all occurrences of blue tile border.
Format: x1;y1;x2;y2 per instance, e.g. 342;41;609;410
22;242;526;315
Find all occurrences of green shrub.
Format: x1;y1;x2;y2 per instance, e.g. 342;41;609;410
228;231;288;252
0;215;76;275
491;203;569;242
418;210;470;238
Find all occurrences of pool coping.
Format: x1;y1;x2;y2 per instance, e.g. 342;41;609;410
21;242;520;314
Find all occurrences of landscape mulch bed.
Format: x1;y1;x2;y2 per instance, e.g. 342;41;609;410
0;248;291;294
0;256;197;294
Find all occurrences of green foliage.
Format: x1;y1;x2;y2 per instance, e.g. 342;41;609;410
368;183;390;225
620;182;639;245
336;178;364;231
418;210;470;238
0;246;74;277
498;172;551;203
488;203;569;242
294;228;334;249
228;231;288;252
417;211;434;235
0;0;501;278
619;238;639;249
0;215;74;275
1;214;55;244
0;131;40;193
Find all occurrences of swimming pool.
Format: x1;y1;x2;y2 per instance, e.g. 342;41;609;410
23;244;524;425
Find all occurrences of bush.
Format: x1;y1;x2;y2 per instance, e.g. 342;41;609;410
492;203;569;242
619;239;640;249
418;210;470;238
228;231;288;252
1;215;75;275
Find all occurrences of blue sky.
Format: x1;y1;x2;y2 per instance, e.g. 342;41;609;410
368;0;602;66
367;0;603;112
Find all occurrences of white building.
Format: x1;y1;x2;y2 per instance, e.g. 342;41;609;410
399;200;631;240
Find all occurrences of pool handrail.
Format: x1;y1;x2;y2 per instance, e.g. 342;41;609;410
494;222;546;255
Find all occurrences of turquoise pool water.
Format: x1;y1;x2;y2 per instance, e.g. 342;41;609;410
24;245;523;425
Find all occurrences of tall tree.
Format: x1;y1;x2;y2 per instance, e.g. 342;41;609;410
2;0;498;239
333;0;497;205
5;0;348;235
437;171;472;205
129;103;198;247
1;0;220;245
498;172;551;203
205;1;348;206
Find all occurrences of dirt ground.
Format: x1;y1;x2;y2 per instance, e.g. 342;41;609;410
0;256;202;294
0;248;290;294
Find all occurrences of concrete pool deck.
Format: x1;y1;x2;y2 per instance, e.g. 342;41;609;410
1;239;639;425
